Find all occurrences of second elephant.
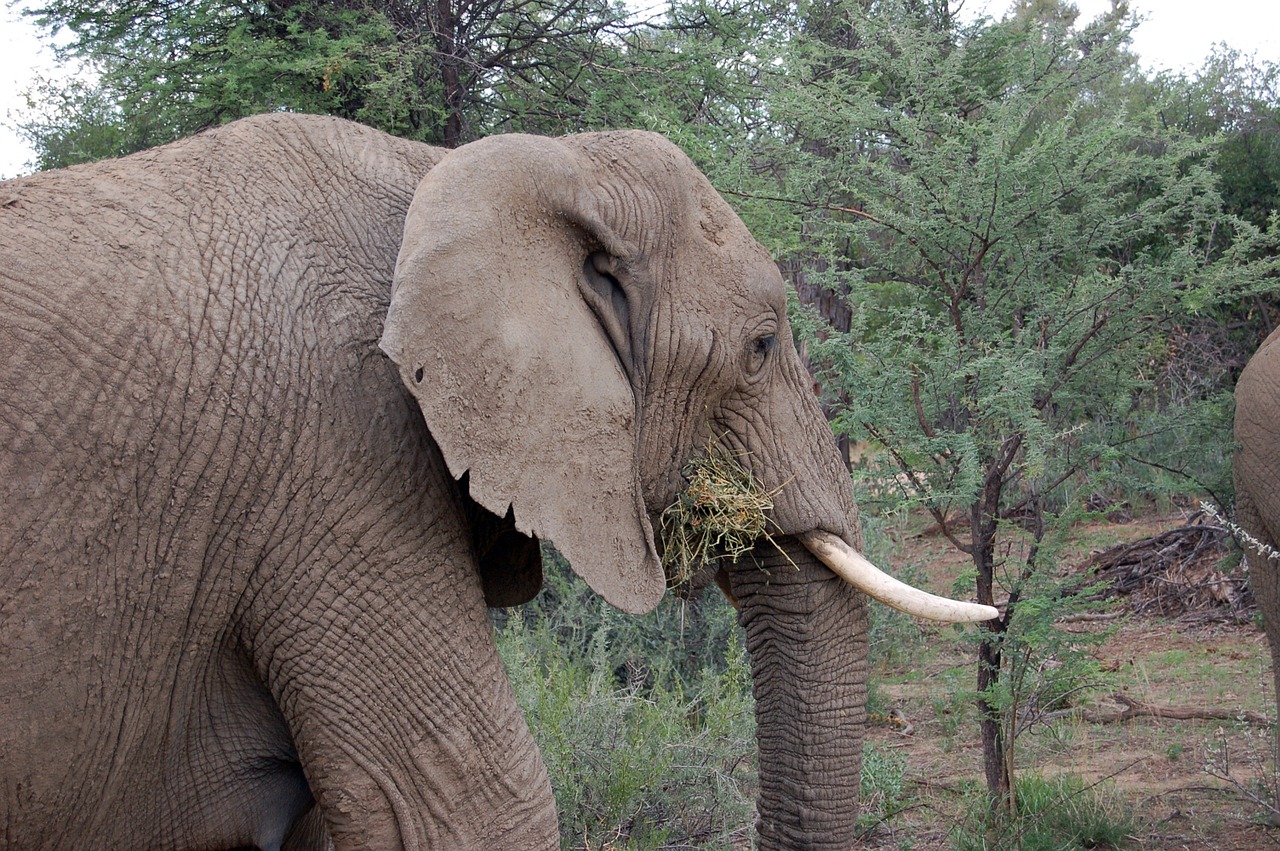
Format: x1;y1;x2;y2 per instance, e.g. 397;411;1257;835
1235;327;1280;787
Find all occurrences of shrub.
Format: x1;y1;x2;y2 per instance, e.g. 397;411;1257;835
951;774;1135;851
496;552;756;849
859;743;912;836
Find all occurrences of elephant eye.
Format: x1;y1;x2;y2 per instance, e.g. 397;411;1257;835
747;333;777;375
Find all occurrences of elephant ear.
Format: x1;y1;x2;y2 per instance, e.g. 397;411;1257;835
380;134;665;615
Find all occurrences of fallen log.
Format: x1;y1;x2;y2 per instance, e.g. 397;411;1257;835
1078;693;1271;728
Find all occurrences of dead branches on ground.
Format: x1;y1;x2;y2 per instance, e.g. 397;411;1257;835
1083;519;1253;623
1078;693;1271;728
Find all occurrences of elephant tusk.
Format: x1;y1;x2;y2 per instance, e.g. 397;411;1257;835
800;530;998;624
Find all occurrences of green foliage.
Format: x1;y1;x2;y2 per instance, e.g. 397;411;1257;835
738;0;1278;809
15;0;781;169
966;519;1116;752
927;668;974;748
492;0;783;146
498;613;756;848
17;0;638;163
20;1;420;166
859;743;912;834
859;511;928;669
503;546;745;690
1132;49;1280;409
779;7;1269;527
15;75;136;170
1088;390;1239;510
1149;48;1280;232
952;773;1135;851
495;550;756;847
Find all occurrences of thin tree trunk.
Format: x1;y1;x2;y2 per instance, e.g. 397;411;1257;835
973;492;1012;815
434;0;464;148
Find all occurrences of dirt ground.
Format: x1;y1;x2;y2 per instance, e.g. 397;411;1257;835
860;512;1280;850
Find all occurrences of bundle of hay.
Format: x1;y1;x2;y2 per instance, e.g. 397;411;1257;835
659;440;784;587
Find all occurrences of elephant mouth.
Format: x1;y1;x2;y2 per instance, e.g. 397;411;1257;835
798;529;997;623
656;444;996;624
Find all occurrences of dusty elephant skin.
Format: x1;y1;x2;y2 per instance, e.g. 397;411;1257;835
1;113;985;850
1235;328;1280;773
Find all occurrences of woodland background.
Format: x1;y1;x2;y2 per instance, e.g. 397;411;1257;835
9;0;1280;846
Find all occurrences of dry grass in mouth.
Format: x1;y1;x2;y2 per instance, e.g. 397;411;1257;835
659;438;789;587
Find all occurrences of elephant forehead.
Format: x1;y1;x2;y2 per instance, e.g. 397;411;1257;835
680;245;786;323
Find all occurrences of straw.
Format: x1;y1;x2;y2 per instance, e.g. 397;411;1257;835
659;437;788;586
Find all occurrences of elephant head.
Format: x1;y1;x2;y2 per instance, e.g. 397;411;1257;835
379;131;994;846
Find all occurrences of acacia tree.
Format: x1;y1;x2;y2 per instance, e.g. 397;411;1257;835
1138;50;1280;372
751;0;1277;810
17;0;635;164
1161;48;1280;232
16;0;783;170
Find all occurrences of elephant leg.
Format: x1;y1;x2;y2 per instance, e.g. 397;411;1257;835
207;648;317;851
251;547;557;851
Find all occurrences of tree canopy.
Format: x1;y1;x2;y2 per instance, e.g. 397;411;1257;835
730;0;1277;805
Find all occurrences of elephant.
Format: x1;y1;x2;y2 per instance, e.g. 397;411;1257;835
0;113;994;850
1235;327;1280;770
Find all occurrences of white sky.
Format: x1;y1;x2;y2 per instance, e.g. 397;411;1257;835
1;0;1278;179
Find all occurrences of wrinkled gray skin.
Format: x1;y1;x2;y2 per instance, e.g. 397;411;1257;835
1235;327;1280;771
0;114;867;850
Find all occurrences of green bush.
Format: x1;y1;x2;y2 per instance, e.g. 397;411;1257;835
495;551;756;849
951;774;1135;851
496;546;966;847
859;743;912;836
859;512;929;672
494;546;744;693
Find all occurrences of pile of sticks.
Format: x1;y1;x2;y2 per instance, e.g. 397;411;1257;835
1083;519;1253;622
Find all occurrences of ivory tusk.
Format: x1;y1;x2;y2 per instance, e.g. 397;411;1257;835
800;530;998;624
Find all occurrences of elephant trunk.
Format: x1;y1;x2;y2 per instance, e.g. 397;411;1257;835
728;536;868;850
